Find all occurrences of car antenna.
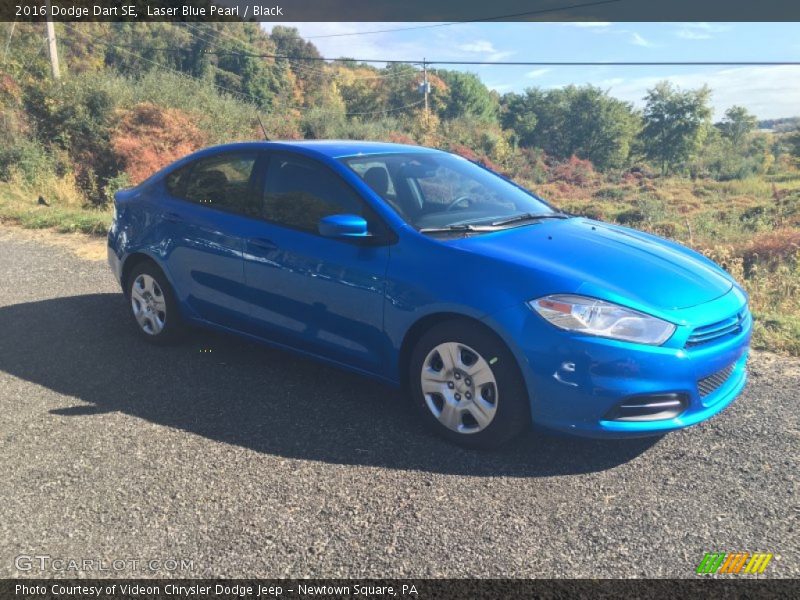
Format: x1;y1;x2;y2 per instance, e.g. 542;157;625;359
256;114;270;141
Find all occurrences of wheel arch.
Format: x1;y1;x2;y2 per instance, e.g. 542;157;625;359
121;252;170;298
398;312;523;392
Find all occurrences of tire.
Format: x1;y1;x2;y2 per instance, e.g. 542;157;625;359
409;319;530;449
126;261;184;345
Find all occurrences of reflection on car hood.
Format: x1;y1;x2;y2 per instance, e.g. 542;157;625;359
450;218;733;311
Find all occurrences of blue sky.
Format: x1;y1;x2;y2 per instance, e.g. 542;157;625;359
270;22;800;119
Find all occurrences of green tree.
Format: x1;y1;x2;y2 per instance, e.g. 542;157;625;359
640;81;712;175
270;26;331;106
786;131;800;160
719;105;758;146
436;70;498;123
500;91;538;147
500;85;639;169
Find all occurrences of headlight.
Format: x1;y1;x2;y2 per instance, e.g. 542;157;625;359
528;294;675;345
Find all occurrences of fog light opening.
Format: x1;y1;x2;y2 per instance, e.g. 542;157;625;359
604;393;688;422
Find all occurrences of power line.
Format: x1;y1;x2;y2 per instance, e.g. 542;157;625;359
177;22;421;82
201;52;800;67
300;0;624;39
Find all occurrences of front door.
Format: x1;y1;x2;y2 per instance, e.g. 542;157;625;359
240;152;392;373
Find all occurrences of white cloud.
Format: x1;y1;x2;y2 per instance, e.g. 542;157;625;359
456;40;515;61
456;40;496;53
630;32;653;47
598;77;626;87
486;82;513;92
600;65;800;119
526;68;550;79
675;23;731;40
676;29;712;40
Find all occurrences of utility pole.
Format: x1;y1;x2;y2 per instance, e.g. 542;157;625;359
422;58;429;117
45;0;60;80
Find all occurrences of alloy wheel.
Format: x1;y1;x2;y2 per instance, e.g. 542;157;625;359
420;342;499;434
130;273;167;335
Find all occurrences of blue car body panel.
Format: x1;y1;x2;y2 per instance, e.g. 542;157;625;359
108;141;751;438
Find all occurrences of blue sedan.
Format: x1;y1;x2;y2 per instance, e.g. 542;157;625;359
108;141;751;448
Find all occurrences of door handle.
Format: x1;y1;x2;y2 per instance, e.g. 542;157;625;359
248;238;278;252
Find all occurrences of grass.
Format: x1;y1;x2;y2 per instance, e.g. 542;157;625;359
0;181;111;236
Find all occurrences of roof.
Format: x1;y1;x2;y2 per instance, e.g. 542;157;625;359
200;140;439;159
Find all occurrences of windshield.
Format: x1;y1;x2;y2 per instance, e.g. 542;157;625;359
340;152;555;231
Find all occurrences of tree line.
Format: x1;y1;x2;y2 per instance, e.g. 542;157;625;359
0;21;797;207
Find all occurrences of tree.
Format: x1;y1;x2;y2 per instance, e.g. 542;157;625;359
786;131;800;160
719;105;758;146
436;70;498;123
640;81;712;175
500;91;538;147
270;26;330;106
500;85;639;169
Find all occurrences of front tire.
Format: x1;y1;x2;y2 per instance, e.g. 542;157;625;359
409;320;530;449
126;262;184;345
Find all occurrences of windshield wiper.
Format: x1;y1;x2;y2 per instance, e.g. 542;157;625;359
418;223;499;234
490;212;571;227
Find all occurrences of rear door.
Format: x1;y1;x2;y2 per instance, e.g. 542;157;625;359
159;151;265;330
238;152;393;373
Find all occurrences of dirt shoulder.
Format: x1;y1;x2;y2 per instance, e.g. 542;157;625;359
0;222;107;262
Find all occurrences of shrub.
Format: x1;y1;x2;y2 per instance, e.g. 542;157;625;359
742;229;800;267
386;131;415;145
548;155;597;186
111;103;208;184
593;187;626;200
0;139;55;185
615;208;645;225
448;143;502;172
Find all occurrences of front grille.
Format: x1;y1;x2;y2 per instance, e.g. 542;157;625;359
686;311;746;347
697;363;736;398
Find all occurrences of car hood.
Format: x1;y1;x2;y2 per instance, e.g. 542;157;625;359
449;218;733;311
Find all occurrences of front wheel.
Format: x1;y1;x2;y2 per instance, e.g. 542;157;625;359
409;320;530;449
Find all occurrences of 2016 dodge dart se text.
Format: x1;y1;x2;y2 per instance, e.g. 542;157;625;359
107;141;751;448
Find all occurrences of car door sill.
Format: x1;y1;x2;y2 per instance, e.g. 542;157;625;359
188;317;399;388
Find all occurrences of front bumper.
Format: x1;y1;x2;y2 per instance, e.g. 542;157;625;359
484;288;751;438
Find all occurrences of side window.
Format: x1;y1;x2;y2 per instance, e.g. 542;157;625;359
263;155;365;232
165;164;191;197
180;153;260;217
347;160;397;199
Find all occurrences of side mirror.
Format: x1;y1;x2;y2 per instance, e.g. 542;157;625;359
318;214;369;238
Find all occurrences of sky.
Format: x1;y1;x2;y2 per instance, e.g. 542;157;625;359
266;22;800;120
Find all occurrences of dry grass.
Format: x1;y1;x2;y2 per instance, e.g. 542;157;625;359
0;181;111;236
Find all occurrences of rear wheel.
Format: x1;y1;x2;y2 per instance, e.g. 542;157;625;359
409;320;530;449
127;262;184;344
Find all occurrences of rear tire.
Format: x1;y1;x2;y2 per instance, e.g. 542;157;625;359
409;319;530;449
126;261;184;345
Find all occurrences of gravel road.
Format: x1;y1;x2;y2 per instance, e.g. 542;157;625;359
0;224;797;578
